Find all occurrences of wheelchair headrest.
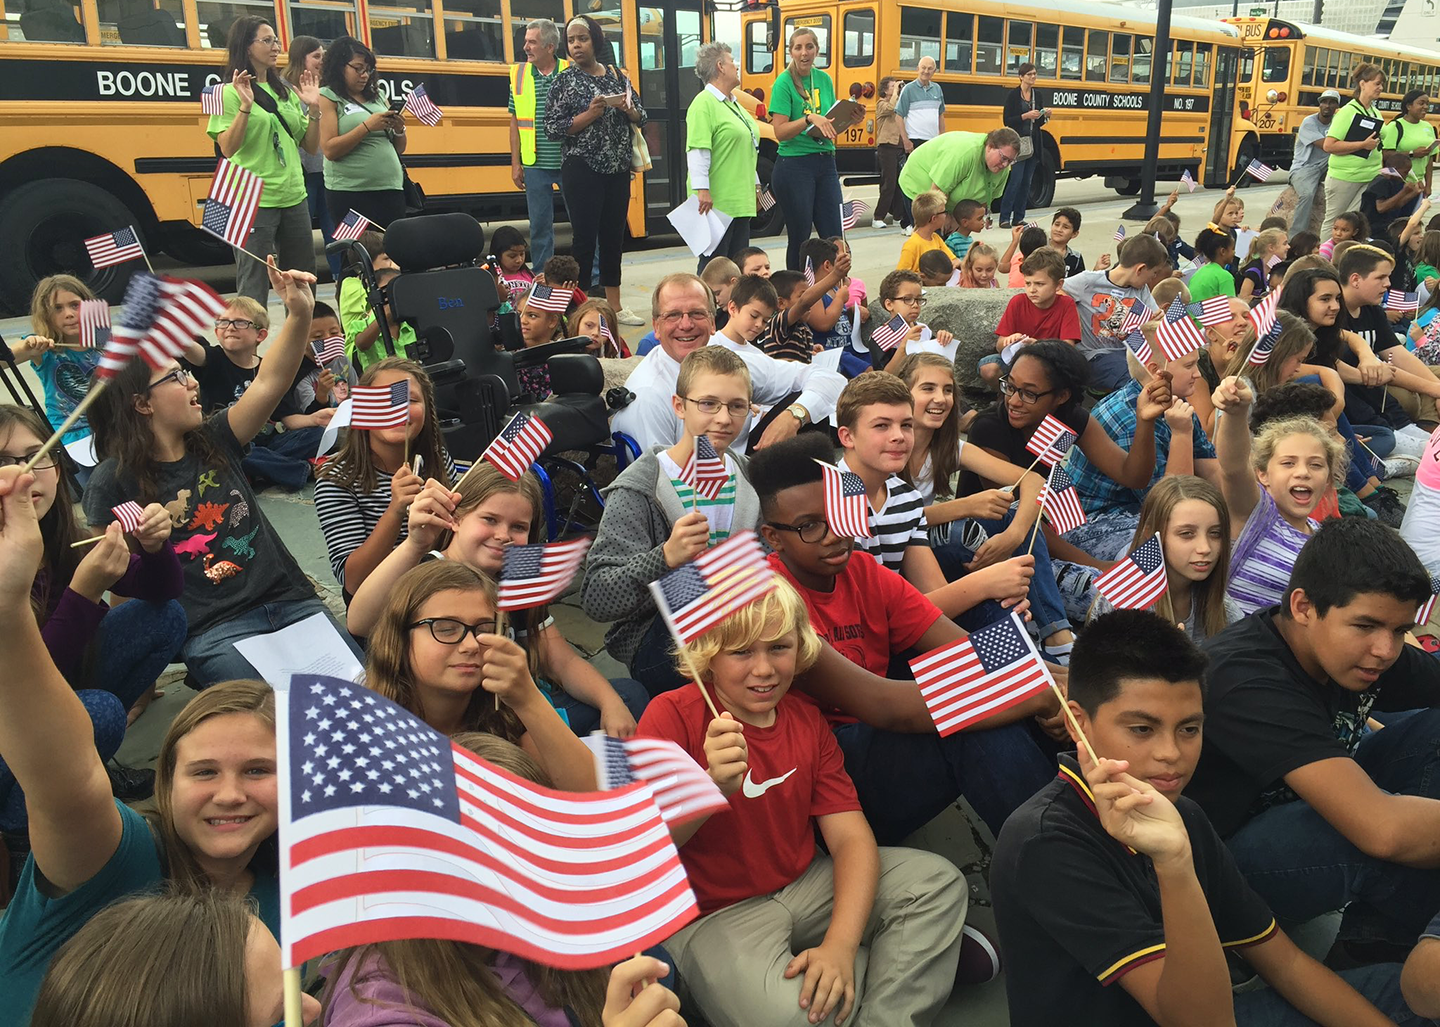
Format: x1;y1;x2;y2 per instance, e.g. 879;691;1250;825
384;213;485;272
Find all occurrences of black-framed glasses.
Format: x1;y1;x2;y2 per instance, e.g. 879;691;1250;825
409;618;497;645
766;519;829;543
146;366;194;392
681;396;750;418
0;453;55;470
890;293;923;306
347;62;374;76
998;376;1055;406
214;318;257;330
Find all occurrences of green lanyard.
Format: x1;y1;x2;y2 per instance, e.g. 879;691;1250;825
719;94;758;149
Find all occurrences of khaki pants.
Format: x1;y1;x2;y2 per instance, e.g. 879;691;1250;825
666;848;966;1027
1321;175;1370;238
1389;374;1440;426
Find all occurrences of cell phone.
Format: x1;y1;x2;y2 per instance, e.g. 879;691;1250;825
388;97;406;113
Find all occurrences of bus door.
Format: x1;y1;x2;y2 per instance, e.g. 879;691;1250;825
834;4;878;150
636;1;707;233
1206;46;1242;187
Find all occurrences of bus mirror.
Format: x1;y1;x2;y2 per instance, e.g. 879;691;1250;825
768;6;781;49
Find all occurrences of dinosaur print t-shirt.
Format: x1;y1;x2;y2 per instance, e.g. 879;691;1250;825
83;413;314;638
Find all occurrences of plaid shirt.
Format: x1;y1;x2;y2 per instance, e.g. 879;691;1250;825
1065;379;1215;515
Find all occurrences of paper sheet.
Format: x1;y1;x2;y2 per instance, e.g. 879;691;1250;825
233;611;363;690
918;323;933;344
666;195;734;258
64;434;97;468
1233;228;1257;262
316;397;353;458
850;300;863;351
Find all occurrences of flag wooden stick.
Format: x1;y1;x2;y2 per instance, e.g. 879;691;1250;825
1048;678;1100;765
1009;451;1048;491
283;966;304;1027
1025;511;1044;557
494;609;506;710
681;651;722;719
1356;436;1385;467
686;433;699;514
230;243;275;269
70;534;106;548
139;246;155;275
1159;583;1177;627
21;380;107;474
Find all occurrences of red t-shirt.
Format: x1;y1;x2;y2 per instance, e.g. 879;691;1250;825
637;686;861;916
995;291;1082;343
768;552;942;725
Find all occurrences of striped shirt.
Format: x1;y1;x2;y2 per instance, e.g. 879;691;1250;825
1227;489;1316;616
314;453;458;592
657;451;736;544
838;456;927;571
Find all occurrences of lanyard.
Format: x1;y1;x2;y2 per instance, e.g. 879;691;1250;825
719;94;758;149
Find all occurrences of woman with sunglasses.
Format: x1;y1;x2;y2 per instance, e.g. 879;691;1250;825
318;36;408;232
210;16;320;305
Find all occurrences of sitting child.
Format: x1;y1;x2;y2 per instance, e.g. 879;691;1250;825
1187;228;1238;304
1236;228;1290;302
736;246;771;278
8;275;103;455
875;269;957;370
1063;233;1165;392
796;237;849;352
1051;206;1089;277
571;297;628;357
812;237;870;350
943;197;988;263
292;301;357;412
489;224;534;308
957;241;1001;288
916;248;955;288
1148;276;1191;310
897;190;958;273
340;232;416;371
984;248;1082;386
701;255;741;331
752;248;851;366
1289;230;1320;259
540;254;587;313
1003;224;1050;287
1319;210;1369;261
515;284;568;399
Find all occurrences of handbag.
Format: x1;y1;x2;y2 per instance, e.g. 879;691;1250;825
1017;136;1034;160
607;64;651;172
401;166;426;213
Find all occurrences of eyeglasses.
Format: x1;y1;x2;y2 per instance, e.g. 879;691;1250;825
995;153;1019;168
347;62;374;76
147;366;195;391
998;376;1055;406
0;453;55;470
409;617;498;645
681;396;750;417
890;293;923;306
766;519;830;543
256;36;282;49
656;309;714;326
214;318;257;331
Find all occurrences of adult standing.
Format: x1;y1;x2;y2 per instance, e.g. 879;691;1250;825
508;19;568;274
687;42;760;275
767;27;843;271
544;16;646;320
873;76;911;229
1381;88;1438;194
317;36;407;231
285;35;341;281
1320;62;1386;237
898;128;1018;219
208;15;320;304
895;56;946;151
998;62;1049;229
1288;88;1341;236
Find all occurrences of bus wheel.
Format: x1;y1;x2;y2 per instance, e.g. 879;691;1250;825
0;180;141;315
1029;147;1058;209
163;226;232;268
754;156;785;238
1114;178;1142;196
1233;139;1258;188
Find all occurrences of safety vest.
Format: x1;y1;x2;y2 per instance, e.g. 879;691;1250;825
511;59;568;166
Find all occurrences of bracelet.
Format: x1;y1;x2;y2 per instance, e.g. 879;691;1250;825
239;106;252;113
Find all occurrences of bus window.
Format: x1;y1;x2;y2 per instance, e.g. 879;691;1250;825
592;3;628;67
1007;20;1032;72
784;15;830;68
1109;33;1129;83
843;9;875;67
945;13;973;73
1327;51;1342;88
98;0;185;46
1060;26;1082;81
1194;43;1211;87
509;0;564;59
898;8;940;70
746;17;773;74
5;0;84;42
976;15;1003;75
1035;23;1057;77
197;0;275;49
1173;42;1193;87
1133;35;1152;83
439;0;504;61
1084;30;1106;82
1301;45;1316;86
289;2;358;41
370;1;435;58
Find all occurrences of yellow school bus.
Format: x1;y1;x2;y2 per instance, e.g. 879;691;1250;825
1223;17;1440;171
737;0;1251;212
0;0;775;314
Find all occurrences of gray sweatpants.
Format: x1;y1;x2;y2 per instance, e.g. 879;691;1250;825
233;200;316;306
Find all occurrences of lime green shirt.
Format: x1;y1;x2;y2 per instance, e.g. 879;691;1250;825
1187;261;1237;303
1380;116;1437;182
770;69;836;158
686;86;759;217
206;81;308;208
320;86;404;192
339;275;416;371
898;132;1010;214
1325;100;1385;184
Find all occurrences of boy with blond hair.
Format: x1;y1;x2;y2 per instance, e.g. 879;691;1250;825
897;190;958;273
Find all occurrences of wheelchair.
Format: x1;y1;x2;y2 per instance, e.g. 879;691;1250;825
327;212;636;539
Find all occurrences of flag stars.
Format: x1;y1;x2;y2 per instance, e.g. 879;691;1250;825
324;784;337;797
305;706;320;719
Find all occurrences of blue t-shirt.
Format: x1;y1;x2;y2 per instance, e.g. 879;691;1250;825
636;331;659;356
33;349;102;446
813;291;853;351
0;800;278;1027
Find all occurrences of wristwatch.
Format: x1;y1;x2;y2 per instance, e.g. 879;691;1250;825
786;403;809;425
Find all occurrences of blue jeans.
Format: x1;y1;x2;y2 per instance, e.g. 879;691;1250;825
999;154;1038;225
548;677;650;736
242;426;324;492
524;165;602;284
181;597;363;688
833;719;1053;842
0;689;125;832
1086;349;1132;393
1224;708;1440;946
305;170;342;281
1061;507;1140;563
930;508;1072;640
1234;963;1434;1025
630;615;689;699
770;152;844;271
91;598;187;710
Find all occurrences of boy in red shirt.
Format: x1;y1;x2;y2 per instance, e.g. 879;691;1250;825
981;247;1082;387
638;579;965;1027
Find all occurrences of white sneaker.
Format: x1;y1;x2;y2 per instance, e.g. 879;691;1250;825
871;219;887;229
616;306;645;327
1382;454;1420;479
902;224;914;236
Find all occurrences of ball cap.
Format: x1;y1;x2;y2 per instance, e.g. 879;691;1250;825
1319;89;1342;102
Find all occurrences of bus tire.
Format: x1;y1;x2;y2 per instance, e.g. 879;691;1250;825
754;155;785;238
1233;137;1258;188
1114;178;1142;196
163;226;233;268
0;179;141;315
1029;146;1058;209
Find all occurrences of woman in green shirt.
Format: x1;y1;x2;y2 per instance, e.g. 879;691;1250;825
208;16;320;304
318;36;408;232
1320;62;1386;237
768;27;843;272
687;41;761;274
1381;89;1438;193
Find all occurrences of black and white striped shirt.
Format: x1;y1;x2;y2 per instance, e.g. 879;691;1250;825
837;456;928;571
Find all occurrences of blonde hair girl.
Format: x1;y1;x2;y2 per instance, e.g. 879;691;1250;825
958;241;1001;288
11;273;103;448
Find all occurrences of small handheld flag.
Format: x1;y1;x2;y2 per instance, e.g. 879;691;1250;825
1190;295;1234;327
1244;158;1274;182
869;313;910;352
1156;296;1206;362
111;501;146;534
200;82;225;117
1123;328;1153;367
1025;414;1077;469
1417;573;1440;625
1248;289;1280;339
1093;532;1169;610
759;188;777;212
1385;289;1420;313
1265;252;1284;270
311;336;347;366
481;412;552;480
816;460;873;539
648;531;777;646
599;315;617;353
1181;169;1197;192
77;299;112;350
402;83;443;125
333;209;372;243
84;227;145;269
350;379;410;430
525;283;571;314
584;733;729;827
1380;166;1405;179
839;199;870;230
105;273;228;378
682;435;729;501
1121;303;1154;334
911;613;1054;737
1248;319;1282;366
1036;464;1086;535
803;257;815;287
498;537;591;610
1113;224;1126;242
201;158;264;248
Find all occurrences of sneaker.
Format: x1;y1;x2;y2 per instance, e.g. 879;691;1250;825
616;306;645;327
1361;485;1406;528
107;762;156;803
870;219;887;229
1381;454;1420;479
999;220;1013;230
902;224;915;236
956;924;1002;985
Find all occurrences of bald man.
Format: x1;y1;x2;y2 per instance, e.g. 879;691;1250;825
896;58;946;150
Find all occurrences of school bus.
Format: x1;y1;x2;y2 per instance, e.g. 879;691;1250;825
1223;17;1440;171
736;0;1250;213
0;0;778;314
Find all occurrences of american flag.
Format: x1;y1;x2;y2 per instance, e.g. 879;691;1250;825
525;283;571;314
77;299;111;350
1036;464;1086;535
1244;158;1274;182
1189;295;1234;327
84;226;144;269
333;209;372;243
817;460;873;539
311;336;347;365
870;313;910;352
1385;289;1420;313
599;315;617;352
201;158;264;248
1121;303;1154;334
402;84;443;125
648;530;777;646
759;188;777;212
200;82;225;117
839;199;870;231
1248;288;1280;339
498;537;591;611
1417;573;1440;625
276;675;697;970
1113;224;1126;242
1380;166;1405;180
803;257;815;287
350;379;410;430
1156;296;1207;362
1123;328;1153;366
1093;532;1168;610
1025;414;1077;468
1181;169;1197;192
111;501;146;533
583;733;728;828
682;434;729;501
103;273;228;378
481;412;552;481
910;613;1054;737
1265;252;1284;270
1248;319;1282;366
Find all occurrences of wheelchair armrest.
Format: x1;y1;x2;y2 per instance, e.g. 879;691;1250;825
511;336;592;368
424;359;469;388
546;353;604;395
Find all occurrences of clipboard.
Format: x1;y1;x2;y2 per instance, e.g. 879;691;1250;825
807;98;863;139
1345;112;1382;143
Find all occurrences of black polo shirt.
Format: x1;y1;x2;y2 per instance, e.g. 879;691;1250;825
991;756;1278;1027
959;405;1091;495
1187;608;1440;838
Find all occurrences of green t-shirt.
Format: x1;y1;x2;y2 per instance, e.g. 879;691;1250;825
1380;116;1438;182
686;88;759;217
770;69;837;158
897;131;1010;213
1187;261;1238;303
206;80;308;208
320;86;404;192
1325;100;1385;184
339;274;416;370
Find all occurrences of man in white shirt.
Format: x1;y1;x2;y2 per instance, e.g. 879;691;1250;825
896;58;946;149
1290;89;1341;234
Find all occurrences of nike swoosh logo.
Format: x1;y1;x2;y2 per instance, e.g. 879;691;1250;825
741;767;798;799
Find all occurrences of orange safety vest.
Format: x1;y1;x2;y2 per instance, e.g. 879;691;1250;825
511;59;568;166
